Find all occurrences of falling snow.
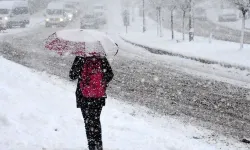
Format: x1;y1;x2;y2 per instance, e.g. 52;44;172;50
0;0;250;149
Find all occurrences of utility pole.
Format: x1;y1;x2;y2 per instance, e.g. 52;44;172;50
143;0;146;32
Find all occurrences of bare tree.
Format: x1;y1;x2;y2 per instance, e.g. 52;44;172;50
129;0;148;32
231;0;250;49
142;0;146;32
188;0;194;41
157;6;163;37
149;0;166;37
178;0;190;40
150;0;180;39
167;3;177;40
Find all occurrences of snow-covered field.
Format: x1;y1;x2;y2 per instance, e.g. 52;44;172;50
206;8;250;31
121;16;250;69
0;56;249;150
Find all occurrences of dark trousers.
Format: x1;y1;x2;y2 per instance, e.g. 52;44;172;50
81;106;103;150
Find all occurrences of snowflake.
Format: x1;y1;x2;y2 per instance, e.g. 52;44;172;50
247;93;250;101
154;76;159;82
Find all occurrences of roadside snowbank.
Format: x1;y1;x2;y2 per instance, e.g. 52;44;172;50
121;17;250;70
0;57;248;150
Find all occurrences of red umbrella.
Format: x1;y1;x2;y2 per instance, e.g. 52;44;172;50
45;29;118;57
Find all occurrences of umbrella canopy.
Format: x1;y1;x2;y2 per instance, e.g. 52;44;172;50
45;29;118;57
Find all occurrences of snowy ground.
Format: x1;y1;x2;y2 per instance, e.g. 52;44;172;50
121;15;250;69
0;57;249;150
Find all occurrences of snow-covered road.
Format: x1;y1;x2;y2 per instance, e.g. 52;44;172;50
0;10;45;40
0;0;250;148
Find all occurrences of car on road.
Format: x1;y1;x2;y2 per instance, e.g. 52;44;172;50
0;1;30;29
44;2;68;28
80;13;99;29
218;9;238;22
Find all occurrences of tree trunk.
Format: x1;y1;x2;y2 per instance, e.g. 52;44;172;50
142;0;146;32
240;11;246;49
189;0;194;42
157;8;159;36
171;10;174;40
132;7;135;22
159;7;163;37
182;11;186;41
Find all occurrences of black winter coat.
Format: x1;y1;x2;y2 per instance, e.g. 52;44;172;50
69;56;114;108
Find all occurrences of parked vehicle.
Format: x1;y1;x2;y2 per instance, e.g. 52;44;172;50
80;13;98;29
0;1;30;29
93;4;107;24
44;2;68;28
218;9;238;22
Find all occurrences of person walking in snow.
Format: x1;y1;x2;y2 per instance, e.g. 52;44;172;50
69;55;114;150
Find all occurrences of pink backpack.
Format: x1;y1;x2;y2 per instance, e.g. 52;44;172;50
80;58;106;98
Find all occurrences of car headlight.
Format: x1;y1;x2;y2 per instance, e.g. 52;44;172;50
46;18;50;22
4;17;8;20
60;18;64;22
